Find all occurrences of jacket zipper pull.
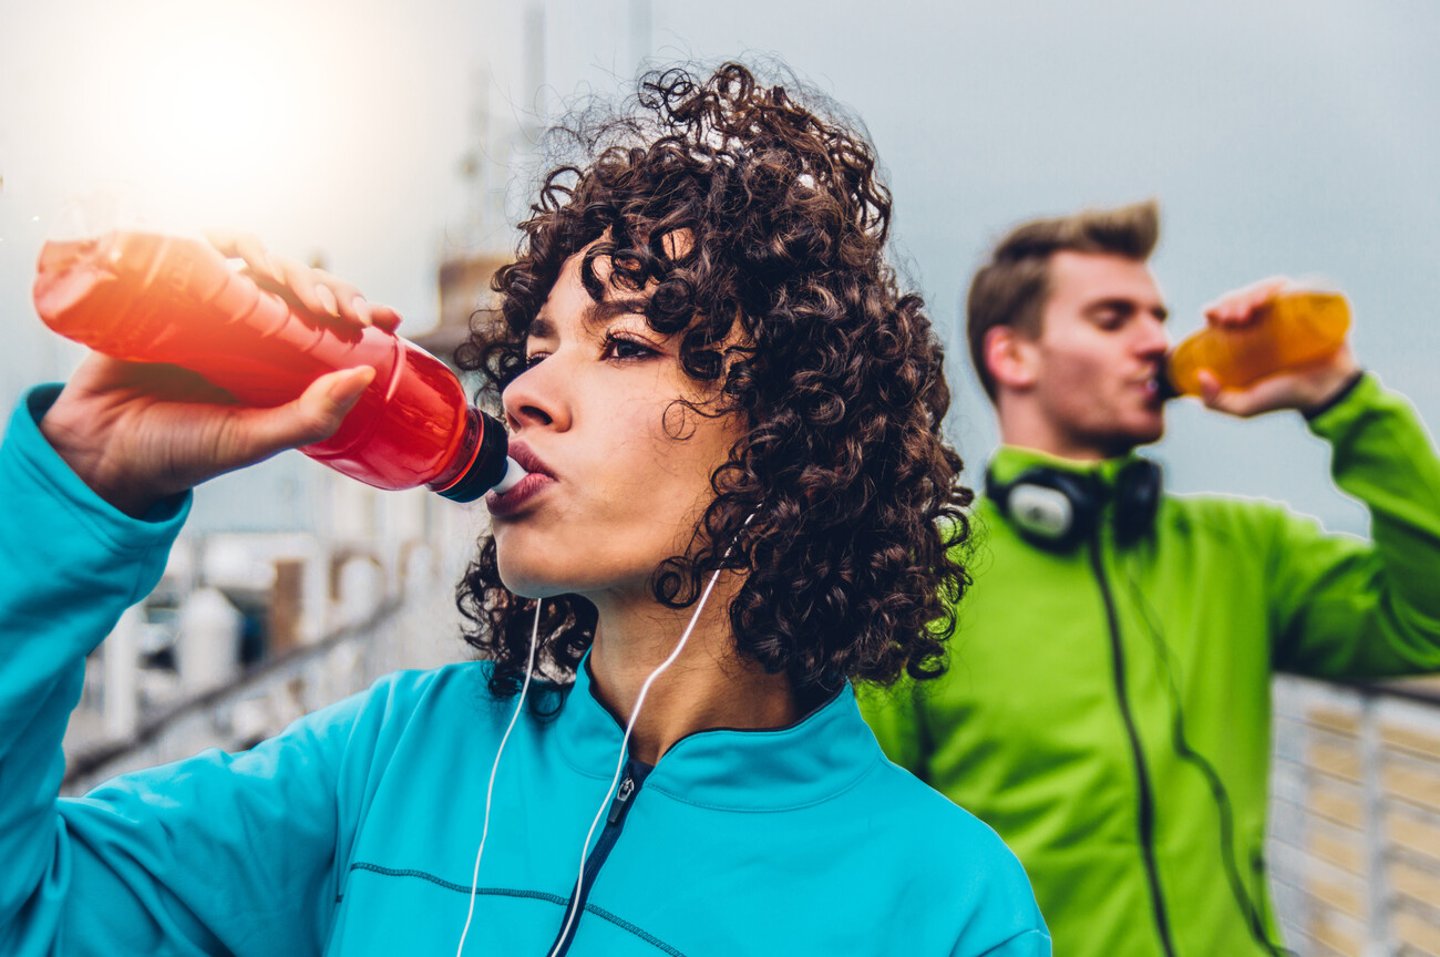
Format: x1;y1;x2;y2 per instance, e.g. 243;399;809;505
607;775;636;825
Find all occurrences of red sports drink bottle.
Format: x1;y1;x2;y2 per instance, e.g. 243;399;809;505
32;231;521;501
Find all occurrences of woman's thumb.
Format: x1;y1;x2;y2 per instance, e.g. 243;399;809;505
246;366;376;456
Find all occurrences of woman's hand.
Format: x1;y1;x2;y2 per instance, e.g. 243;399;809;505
38;234;395;517
205;231;402;333
1197;276;1361;418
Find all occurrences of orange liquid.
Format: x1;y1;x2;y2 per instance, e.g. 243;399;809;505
1166;290;1350;397
33;232;487;494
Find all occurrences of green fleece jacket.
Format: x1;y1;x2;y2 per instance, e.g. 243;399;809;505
861;374;1440;957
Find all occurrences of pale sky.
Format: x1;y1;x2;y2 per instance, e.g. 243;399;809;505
3;0;1437;533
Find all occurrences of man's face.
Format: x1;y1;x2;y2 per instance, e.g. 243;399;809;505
1023;251;1170;458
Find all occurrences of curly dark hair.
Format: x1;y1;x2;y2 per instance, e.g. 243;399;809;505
454;61;972;699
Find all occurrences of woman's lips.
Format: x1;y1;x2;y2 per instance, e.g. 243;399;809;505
485;470;556;517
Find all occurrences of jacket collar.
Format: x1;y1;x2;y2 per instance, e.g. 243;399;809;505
987;444;1148;490
553;659;882;812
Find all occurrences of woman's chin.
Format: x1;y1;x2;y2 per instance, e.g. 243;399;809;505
497;571;563;601
497;555;581;600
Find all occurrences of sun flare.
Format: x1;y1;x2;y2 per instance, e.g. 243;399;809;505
39;3;363;239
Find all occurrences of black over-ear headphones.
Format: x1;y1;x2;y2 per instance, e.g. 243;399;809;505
985;458;1162;551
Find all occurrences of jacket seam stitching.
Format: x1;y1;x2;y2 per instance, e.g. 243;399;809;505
340;862;686;955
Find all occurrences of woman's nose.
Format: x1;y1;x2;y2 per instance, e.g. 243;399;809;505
501;361;571;433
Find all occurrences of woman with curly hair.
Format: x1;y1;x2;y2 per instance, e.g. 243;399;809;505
0;62;1047;955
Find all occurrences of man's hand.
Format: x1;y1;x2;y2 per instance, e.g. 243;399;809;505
38;234;395;517
1197;276;1361;418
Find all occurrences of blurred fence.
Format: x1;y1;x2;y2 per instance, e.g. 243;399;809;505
61;534;466;795
63;598;397;794
1271;675;1440;956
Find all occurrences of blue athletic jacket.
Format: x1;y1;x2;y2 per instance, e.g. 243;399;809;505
0;385;1049;956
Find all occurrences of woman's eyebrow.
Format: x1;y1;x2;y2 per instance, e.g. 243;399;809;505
584;296;652;330
528;316;557;341
608;295;650;315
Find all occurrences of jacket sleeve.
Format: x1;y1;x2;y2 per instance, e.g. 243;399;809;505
1267;374;1440;677
0;385;361;957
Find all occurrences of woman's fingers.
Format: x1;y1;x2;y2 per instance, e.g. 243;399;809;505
238;366;376;458
364;301;403;332
205;230;331;317
294;274;403;331
205;231;402;331
310;273;387;329
271;258;346;321
205;230;283;285
39;359;375;517
310;275;402;330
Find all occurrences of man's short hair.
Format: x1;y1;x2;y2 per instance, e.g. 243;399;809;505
966;200;1160;401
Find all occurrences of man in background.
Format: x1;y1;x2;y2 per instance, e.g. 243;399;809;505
862;201;1440;956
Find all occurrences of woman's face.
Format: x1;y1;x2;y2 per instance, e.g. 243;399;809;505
486;248;744;602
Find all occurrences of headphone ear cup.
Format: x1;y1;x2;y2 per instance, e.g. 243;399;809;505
1114;459;1162;546
987;467;1100;552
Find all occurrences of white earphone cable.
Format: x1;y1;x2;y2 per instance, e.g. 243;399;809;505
455;598;543;957
547;513;753;955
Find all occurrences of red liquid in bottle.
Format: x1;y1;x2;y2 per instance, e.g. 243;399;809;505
33;232;508;501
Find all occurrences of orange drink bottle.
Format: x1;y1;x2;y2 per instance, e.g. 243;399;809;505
1165;289;1351;397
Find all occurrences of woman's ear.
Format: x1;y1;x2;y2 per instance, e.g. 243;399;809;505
983;325;1039;393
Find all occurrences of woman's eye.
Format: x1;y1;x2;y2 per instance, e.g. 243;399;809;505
602;334;658;362
524;352;548;369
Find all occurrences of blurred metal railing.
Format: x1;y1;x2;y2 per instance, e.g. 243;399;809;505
62;597;402;794
61;533;469;796
1270;675;1440;956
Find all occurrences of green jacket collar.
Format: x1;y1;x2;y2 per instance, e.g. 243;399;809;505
987;445;1149;492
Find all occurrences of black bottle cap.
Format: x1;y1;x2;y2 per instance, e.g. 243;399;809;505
437;408;509;503
1156;361;1181;403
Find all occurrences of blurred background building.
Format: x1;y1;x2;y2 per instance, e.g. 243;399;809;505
2;1;1438;953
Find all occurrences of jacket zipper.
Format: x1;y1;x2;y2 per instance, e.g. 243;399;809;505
547;759;649;957
1089;532;1178;957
